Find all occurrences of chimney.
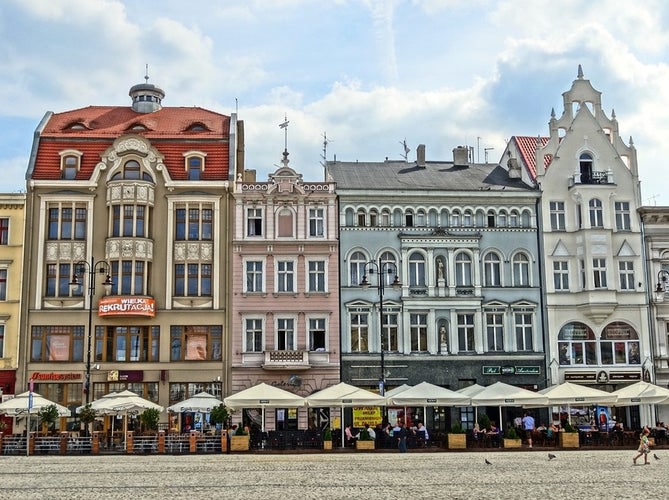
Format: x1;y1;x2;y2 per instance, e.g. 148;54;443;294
453;146;469;167
416;144;426;168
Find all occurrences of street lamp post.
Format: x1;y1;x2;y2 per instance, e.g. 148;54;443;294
70;258;112;405
655;269;669;303
360;259;401;395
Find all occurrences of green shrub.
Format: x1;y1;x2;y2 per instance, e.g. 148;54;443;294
323;428;332;441
450;421;465;434
504;427;519;439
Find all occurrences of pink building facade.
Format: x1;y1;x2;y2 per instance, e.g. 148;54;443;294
230;157;339;431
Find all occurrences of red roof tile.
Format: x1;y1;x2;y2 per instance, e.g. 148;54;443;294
511;136;551;181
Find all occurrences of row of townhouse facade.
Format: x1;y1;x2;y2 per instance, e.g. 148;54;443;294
0;66;668;433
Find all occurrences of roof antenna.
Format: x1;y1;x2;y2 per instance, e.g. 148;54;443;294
279;114;290;166
321;132;333;178
399;139;410;161
145;64;149;83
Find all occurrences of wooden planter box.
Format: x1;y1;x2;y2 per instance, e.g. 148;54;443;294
356;440;375;450
230;435;250;451
559;432;579;449
503;438;522;448
447;433;467;449
323;441;333;450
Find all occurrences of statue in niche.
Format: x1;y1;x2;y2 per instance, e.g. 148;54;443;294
437;258;444;280
439;324;448;353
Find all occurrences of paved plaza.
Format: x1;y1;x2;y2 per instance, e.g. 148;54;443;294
0;449;667;499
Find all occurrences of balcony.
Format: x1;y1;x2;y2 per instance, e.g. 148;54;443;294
262;350;311;371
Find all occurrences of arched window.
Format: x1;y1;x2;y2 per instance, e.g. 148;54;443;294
600;322;640;365
558;322;596;366
187;156;203;180
589;198;603;228
483;252;501;286
408;252;426;287
455;252;472;286
349;251;368;287
512;253;531;286
124;160;141;180
357;209;366;227
380;251;398;286
579;153;594;184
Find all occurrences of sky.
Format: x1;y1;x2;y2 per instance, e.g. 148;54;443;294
2;0;669;204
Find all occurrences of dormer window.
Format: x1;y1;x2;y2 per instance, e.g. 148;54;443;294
187;123;209;132
65;122;86;130
128;123;148;131
184;152;206;180
59;150;82;179
110;159;154;182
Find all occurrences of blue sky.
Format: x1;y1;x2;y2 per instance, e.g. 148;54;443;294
2;0;669;204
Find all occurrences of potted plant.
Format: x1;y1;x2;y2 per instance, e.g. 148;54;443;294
447;421;467;449
79;403;97;437
37;404;60;434
323;427;333;450
559;421;580;448
209;404;230;434
230;424;250;451
140;408;161;434
356;427;375;450
502;426;522;448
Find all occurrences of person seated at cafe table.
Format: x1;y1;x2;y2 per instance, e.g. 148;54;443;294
364;423;376;441
487;421;500;447
344;424;358;447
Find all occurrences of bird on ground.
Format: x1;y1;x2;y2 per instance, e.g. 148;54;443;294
654;454;660;461
548;453;557;460
484;458;492;465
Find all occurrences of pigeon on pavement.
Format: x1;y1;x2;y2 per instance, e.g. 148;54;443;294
548;453;557;460
485;458;492;465
654;454;660;461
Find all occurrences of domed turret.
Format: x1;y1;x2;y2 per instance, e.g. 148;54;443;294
129;70;165;113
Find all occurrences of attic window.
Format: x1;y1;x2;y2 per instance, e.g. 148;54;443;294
66;122;86;130
59;150;83;179
129;123;148;131
183;152;207;180
187;123;209;132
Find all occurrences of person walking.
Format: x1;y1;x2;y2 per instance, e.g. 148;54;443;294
522;412;535;448
633;427;651;465
393;422;408;453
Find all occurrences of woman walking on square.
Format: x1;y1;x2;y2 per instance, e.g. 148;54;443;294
633;427;651;465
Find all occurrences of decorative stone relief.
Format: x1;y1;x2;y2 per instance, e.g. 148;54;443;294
106;238;153;260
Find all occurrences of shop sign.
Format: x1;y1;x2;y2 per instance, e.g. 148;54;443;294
564;372;597;382
597;371;609;384
609;372;641;381
515;366;541;375
30;372;82;381
353;407;382;427
482;366;501;375
501;366;516;375
98;296;156;317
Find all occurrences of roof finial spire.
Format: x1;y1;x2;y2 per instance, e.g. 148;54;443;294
145;64;150;83
279;114;290;166
577;64;584;79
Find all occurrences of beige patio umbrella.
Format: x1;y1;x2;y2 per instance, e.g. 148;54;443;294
224;383;305;432
470;382;548;432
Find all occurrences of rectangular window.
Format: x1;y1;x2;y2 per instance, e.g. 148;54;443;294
31;325;84;362
486;312;504;351
619;261;635;290
176;204;214;241
0;218;8;245
245;261;263;292
46;263;82;298
0;325;3;357
309;208;325;237
457;313;475;352
350;313;368;352
247;208;263;237
169;325;222;361
549;201;566;231
48;204;87;240
245;319;263;352
308;318;326;351
515;312;533;351
593;258;607;289
308;260;326;292
410;313;428;352
615;202;631;231
553;261;569;291
276;318;295;350
0;269;6;301
276;261;294;293
382;311;399;351
110;260;149;295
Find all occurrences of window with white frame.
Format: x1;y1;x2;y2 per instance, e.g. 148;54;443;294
244;318;263;352
245;260;264;293
185;154;205;180
307;260;326;292
357;210;366;227
174;263;211;296
61;154;80;180
451;210;461;227
380;209;390;226
381;308;399;351
0;324;4;358
276;318;295;350
457;313;475;352
514;312;533;351
276;260;295;293
0;218;8;245
410;313;428;352
618;261;635;291
113;205;148;237
614;202;631;231
0;268;6;301
553;261;569;291
247;208;263;237
600;321;640;365
308;317;326;351
408;252;426;287
455;252;472;286
308;207;325;237
512;252;530;286
175;204;213;240
350;312;368;352
48;203;87;240
483;252;501;286
549;201;566;231
369;209;378;227
47;263;83;298
110;260;150;295
485;312;504;351
558;322;597;365
593;258;607;289
589;198;603;228
405;209;414;227
349;251;368;287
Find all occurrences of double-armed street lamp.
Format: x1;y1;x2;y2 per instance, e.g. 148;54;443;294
70;258;113;405
655;269;669;303
360;259;401;395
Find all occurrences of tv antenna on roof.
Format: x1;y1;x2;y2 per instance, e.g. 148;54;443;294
399;139;410;161
145;63;150;83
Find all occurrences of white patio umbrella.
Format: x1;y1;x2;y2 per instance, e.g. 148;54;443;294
610;381;669;406
456;384;486;423
167;392;224;413
528;381;618;426
305;382;386;447
223;383;305;432
470;382;548;431
388;382;470;426
0;391;71;417
384;384;412;398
